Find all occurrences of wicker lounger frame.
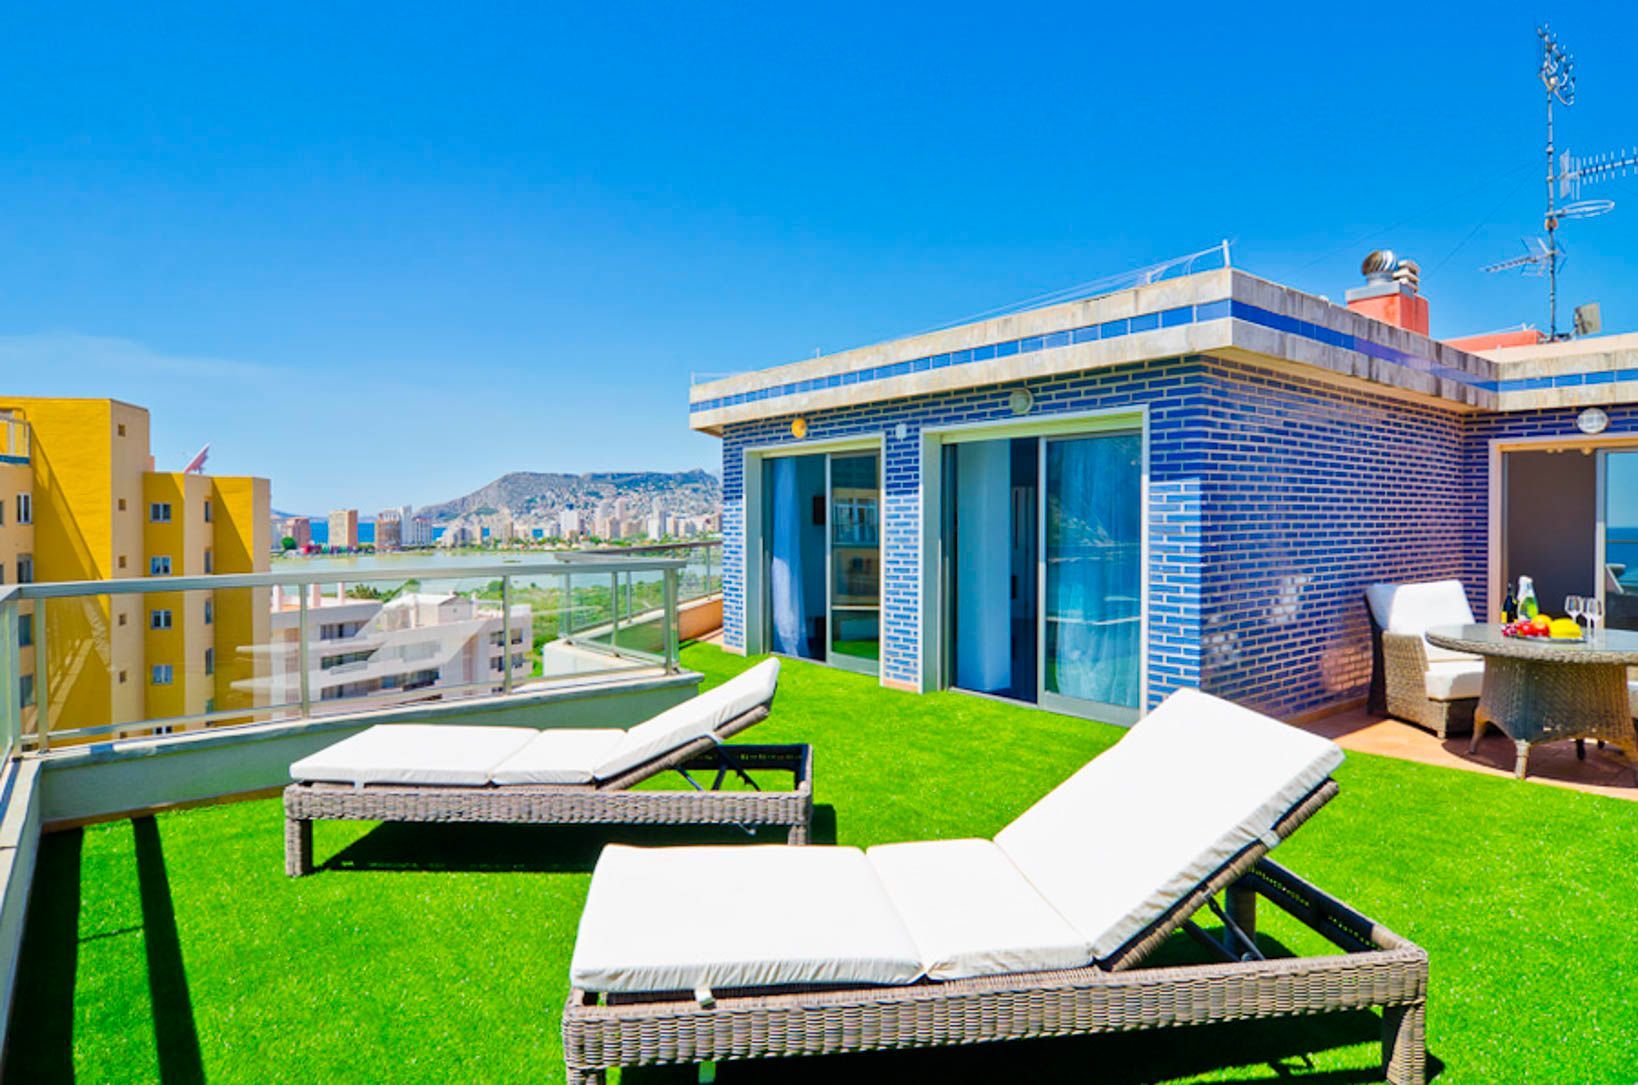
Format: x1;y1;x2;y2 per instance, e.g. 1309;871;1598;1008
562;780;1430;1085
284;704;813;876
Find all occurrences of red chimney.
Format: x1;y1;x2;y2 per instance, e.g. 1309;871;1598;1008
1345;250;1429;336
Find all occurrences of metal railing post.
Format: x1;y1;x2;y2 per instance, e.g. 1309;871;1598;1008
0;596;18;759
501;575;514;694
663;567;679;673
609;572;621;651
297;587;311;718
33;600;48;752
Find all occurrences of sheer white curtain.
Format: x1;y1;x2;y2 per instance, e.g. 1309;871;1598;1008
769;457;807;656
1044;434;1141;709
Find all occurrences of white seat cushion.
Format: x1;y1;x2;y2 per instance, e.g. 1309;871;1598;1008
1424;660;1485;702
489;729;627;785
593;658;781;780
994;688;1343;962
867;839;1090;980
570;844;923;993
1628;681;1637;719
1366;579;1478;663
289;724;536;786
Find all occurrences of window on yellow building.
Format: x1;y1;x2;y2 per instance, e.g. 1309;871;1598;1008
151;664;173;685
118;555;127;570
204;548;213;573
16;555;31;584
15;493;29;524
149;502;172;523
18;614;30;647
204;648;214;676
117;612;127;627
150;556;171;576
203;500;212;523
118;498;127;511
203;599;213;625
117;423;126;437
18;675;32;708
118;670;127;684
150;609;172;630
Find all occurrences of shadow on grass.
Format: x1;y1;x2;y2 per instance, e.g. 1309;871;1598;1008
133;816;205;1085
4;827;82;1079
626;1011;1442;1083
7;820;210;1085
319;803;838;874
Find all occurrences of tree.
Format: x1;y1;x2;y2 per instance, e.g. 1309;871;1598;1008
281;536;298;551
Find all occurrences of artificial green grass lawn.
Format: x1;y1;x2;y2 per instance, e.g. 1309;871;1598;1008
8;644;1637;1082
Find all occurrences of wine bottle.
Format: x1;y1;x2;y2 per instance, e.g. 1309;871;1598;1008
1517;576;1539;620
1501;581;1517;624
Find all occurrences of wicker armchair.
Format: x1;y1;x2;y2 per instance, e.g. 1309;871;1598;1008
1365;580;1482;739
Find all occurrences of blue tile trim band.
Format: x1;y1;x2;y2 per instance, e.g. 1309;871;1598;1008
689;297;1509;415
0;455;25;465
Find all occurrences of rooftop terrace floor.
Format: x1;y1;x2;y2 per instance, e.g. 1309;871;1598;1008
7;645;1637;1082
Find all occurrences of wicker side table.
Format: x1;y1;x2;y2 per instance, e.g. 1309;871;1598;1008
1425;624;1638;782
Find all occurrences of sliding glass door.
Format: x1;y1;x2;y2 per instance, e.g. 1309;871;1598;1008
1041;433;1142;721
762;449;881;674
828;453;881;672
940;427;1142;722
1599;449;1638;632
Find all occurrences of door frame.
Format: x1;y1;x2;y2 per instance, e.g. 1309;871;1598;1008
919;404;1150;720
1487;432;1638;620
741;434;886;681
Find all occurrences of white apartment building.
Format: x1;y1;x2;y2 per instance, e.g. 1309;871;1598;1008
234;586;531;706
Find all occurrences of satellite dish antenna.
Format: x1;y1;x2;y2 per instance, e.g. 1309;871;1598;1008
182;443;210;474
1573;302;1602;337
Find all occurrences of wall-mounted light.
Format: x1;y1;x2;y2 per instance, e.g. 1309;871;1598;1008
790;417;809;439
1008;389;1034;416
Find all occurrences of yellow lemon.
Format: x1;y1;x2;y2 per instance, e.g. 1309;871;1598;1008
1549;618;1582;639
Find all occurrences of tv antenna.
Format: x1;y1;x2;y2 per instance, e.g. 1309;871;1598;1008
1481;25;1630;339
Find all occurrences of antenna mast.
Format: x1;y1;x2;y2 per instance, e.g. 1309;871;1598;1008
1539;24;1575;339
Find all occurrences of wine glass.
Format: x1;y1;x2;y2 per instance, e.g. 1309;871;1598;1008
1584;597;1604;638
1565;595;1585;632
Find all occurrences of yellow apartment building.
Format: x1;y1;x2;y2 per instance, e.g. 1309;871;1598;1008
0;397;270;740
0;411;35;731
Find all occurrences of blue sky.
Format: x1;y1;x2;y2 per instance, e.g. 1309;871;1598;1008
2;3;1636;513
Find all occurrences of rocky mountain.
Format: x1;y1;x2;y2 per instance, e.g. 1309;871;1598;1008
416;469;720;522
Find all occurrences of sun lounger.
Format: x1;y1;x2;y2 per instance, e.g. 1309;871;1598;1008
561;688;1428;1084
283;660;810;876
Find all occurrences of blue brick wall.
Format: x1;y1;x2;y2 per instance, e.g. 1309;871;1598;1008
1192;362;1469;716
717;356;1638;720
720;357;1210;697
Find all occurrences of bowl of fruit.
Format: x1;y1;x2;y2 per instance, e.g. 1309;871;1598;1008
1501;615;1585;642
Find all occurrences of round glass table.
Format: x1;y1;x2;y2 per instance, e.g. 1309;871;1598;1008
1425;624;1638;781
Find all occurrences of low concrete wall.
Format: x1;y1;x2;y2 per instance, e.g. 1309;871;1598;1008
680;594;723;642
0;759;42;1059
36;670;701;829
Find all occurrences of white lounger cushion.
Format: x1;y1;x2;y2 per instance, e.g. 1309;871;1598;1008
995;688;1343;962
489;729;627;785
1424;660;1484;702
593;659;781;780
570;844;923;993
866;839;1090;980
289;724;537;787
1366;579;1480;664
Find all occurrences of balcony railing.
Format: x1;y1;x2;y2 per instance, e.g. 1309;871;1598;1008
0;550;707;754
